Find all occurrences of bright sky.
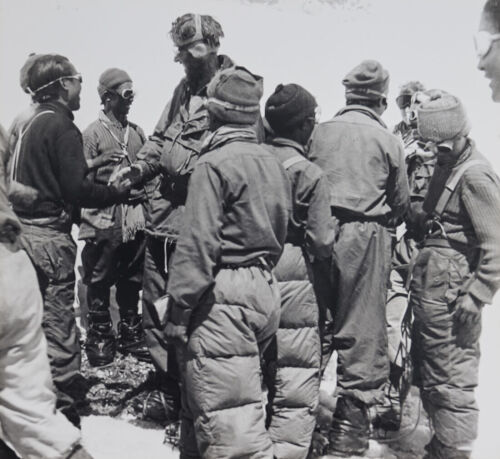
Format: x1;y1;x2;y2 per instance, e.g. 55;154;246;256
0;0;499;171
1;1;500;456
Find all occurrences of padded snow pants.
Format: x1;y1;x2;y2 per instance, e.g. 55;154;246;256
178;265;281;459
264;243;321;459
0;243;81;459
410;244;480;447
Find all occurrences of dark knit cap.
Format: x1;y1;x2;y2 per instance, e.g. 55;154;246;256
343;60;389;101
265;83;316;132
417;92;471;143
98;68;132;99
207;66;263;124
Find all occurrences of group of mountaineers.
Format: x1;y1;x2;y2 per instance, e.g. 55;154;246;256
1;2;500;459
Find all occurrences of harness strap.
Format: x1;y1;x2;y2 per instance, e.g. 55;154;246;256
432;159;487;217
10;110;54;182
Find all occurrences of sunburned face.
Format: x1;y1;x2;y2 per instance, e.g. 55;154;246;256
477;13;500;102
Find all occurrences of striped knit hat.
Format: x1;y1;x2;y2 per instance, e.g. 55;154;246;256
417;92;471;143
206;66;263;124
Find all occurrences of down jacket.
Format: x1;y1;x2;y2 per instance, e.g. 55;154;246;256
264;138;334;458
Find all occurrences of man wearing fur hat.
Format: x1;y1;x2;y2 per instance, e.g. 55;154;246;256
262;83;334;459
410;92;500;459
163;66;290;458
115;13;235;422
79;68;149;367
309;60;410;456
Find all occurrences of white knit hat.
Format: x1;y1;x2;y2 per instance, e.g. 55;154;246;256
417;92;471;143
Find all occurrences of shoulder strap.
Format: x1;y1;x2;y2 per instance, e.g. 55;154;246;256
433;159;488;217
10;110;54;182
282;155;306;170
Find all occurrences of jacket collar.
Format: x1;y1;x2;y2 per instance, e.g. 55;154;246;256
335;104;387;129
270;137;306;156
39;100;74;121
99;109;127;129
202;125;257;153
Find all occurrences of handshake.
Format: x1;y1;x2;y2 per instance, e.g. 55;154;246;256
109;164;143;194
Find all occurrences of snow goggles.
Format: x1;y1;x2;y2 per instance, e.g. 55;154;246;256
474;31;500;59
109;86;135;100
396;94;412;110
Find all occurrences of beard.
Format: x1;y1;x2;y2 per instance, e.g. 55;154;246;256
184;54;218;92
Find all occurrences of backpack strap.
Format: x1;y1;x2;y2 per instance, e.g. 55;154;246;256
10;110;54;182
432;159;488;217
282;155;306;170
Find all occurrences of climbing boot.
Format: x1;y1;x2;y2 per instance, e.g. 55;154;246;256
327;396;370;457
86;322;116;367
117;315;151;362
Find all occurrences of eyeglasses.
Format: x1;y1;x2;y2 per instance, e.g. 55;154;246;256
474;31;500;59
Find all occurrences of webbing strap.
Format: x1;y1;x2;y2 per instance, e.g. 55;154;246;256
433;159;488;217
10;110;54;182
282;155;306;170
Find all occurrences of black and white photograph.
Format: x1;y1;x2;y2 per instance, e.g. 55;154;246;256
1;1;499;458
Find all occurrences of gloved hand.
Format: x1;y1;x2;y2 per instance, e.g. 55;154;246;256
112;164;142;188
454;294;482;348
164;322;188;345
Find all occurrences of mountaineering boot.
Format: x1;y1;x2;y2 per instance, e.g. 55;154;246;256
423;436;471;459
86;321;116;367
143;372;181;423
117;315;151;362
327;396;370;457
143;389;180;423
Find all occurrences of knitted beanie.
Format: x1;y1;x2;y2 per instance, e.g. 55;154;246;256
343;60;389;101
206;66;263;124
417;92;471;142
98;68;132;99
265;83;316;132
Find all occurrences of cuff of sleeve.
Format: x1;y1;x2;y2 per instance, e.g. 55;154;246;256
169;303;192;327
467;280;494;306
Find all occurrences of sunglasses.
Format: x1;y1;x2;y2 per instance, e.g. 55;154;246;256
32;73;82;94
474;31;500;59
64;73;82;83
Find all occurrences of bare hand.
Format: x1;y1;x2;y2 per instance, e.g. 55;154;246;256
164;322;188;345
89;150;124;169
454;294;482;347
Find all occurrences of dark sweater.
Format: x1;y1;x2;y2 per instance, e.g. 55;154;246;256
12;101;123;219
